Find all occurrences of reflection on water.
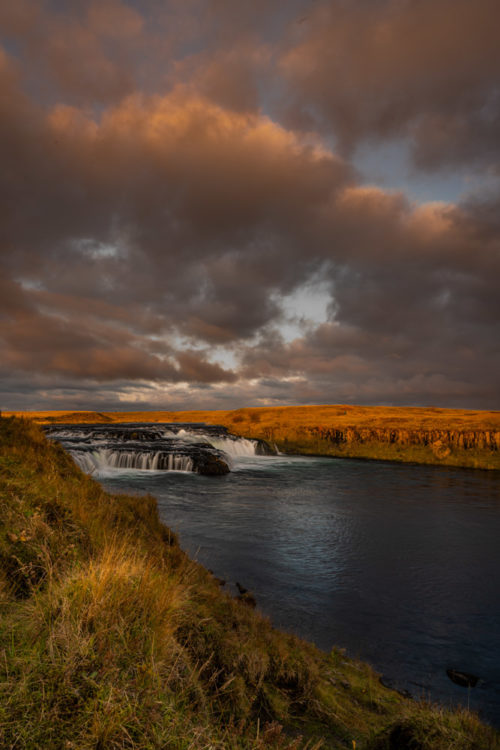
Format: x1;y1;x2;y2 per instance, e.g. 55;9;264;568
100;454;500;727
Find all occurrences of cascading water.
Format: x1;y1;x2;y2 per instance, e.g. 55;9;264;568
43;423;275;476
70;448;194;474
176;430;257;458
167;427;271;457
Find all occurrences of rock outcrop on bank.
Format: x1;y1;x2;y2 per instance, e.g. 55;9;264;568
297;425;500;451
261;425;500;469
253;424;500;469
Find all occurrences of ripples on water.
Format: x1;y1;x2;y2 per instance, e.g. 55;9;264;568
94;451;500;726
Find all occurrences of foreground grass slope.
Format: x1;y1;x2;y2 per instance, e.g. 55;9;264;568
10;404;500;470
1;417;498;749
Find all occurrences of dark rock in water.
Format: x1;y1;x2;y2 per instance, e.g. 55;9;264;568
208;570;226;586
235;581;255;606
44;424;167;443
446;668;479;688
195;452;230;475
253;438;277;455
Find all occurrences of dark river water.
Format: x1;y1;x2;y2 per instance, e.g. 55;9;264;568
99;452;500;726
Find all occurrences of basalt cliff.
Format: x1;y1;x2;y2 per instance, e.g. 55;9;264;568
255;424;500;469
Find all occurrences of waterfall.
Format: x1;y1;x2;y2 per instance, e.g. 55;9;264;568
173;428;259;456
205;437;258;457
43;422;273;476
71;448;194;473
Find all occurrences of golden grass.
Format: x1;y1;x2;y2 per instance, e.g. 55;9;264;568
6;404;500;431
1;416;498;748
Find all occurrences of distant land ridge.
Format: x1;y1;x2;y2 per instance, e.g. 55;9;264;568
7;404;500;470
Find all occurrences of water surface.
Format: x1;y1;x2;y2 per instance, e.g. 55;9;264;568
99;452;500;725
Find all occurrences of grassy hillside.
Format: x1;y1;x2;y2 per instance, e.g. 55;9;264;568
0;415;498;749
9;404;500;470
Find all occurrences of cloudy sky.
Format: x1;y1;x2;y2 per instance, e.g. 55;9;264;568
1;0;499;411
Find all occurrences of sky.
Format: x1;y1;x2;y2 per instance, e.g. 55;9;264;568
1;0;499;412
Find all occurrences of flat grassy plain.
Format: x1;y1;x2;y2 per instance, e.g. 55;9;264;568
1;415;498;749
8;404;500;470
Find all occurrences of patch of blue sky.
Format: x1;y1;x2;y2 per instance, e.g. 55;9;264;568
353;138;471;205
275;277;332;343
166;332;238;371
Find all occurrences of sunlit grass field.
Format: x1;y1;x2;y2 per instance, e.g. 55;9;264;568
7;404;500;430
8;404;500;470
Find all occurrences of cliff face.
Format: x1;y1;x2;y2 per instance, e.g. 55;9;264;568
252;425;500;469
288;426;500;451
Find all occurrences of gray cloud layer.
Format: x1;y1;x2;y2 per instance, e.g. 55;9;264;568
0;0;499;410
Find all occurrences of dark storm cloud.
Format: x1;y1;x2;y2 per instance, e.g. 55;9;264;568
0;1;499;410
237;189;500;408
280;0;500;170
0;0;142;104
0;71;352;333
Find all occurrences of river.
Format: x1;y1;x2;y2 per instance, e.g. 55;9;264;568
47;424;500;726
